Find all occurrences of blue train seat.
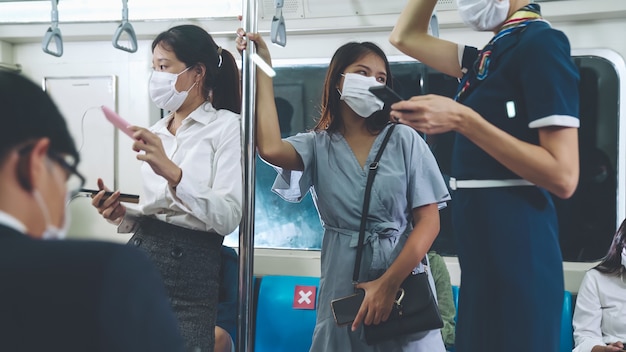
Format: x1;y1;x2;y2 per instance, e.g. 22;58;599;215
447;286;573;352
254;275;320;352
448;285;460;352
451;285;459;322
560;290;573;352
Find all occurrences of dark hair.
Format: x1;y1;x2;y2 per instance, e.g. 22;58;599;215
152;25;241;114
594;218;626;275
0;71;78;164
314;42;392;134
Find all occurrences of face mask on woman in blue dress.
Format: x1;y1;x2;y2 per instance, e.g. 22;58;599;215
456;0;510;32
338;73;384;118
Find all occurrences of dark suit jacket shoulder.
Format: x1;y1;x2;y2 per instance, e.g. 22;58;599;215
0;225;185;352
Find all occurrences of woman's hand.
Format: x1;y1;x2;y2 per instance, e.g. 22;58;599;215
129;126;182;187
351;277;402;331
235;28;272;67
591;342;625;352
91;178;126;224
390;94;474;135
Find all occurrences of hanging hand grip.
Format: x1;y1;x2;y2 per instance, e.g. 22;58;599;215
271;0;286;47
112;21;138;53
112;0;138;53
42;0;63;57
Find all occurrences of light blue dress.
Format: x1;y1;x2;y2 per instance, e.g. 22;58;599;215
272;123;451;351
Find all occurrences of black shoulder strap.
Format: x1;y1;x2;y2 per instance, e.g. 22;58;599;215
352;124;396;284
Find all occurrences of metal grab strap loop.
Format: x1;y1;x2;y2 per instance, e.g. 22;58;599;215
271;0;286;47
112;0;138;53
42;0;63;57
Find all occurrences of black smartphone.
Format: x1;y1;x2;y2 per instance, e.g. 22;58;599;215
80;188;140;204
369;85;404;107
330;289;365;326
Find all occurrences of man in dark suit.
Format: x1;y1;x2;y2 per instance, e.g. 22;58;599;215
0;70;185;352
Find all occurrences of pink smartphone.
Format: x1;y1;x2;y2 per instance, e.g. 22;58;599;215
101;105;134;138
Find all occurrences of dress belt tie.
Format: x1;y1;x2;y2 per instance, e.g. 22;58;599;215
449;177;534;190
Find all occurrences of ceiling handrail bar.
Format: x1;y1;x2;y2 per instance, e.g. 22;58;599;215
112;0;138;53
0;62;22;73
41;0;63;57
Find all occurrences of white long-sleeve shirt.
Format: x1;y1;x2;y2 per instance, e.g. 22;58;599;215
119;103;242;236
573;268;626;352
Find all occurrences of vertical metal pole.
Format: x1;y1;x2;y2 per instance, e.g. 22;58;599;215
238;1;257;351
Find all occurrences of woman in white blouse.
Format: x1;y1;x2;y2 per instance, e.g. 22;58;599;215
91;25;242;352
573;218;626;352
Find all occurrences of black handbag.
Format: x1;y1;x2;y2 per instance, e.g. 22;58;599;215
362;265;443;345
349;124;444;345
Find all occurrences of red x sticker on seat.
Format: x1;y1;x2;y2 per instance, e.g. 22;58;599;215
293;285;316;310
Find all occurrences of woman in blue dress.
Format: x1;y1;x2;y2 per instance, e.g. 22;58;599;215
389;1;580;351
236;31;450;351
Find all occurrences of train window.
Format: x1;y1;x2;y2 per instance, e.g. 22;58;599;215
225;63;330;250
225;51;625;263
555;51;624;262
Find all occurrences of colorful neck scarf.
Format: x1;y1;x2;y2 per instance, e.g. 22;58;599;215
454;3;547;102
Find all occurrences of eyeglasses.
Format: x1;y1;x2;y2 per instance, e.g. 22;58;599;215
47;153;86;197
18;143;86;197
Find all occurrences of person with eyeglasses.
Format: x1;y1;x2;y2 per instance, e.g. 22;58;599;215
0;70;185;352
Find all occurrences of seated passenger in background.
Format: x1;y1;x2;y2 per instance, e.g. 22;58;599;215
0;71;184;352
572;218;626;352
215;245;239;352
427;251;456;350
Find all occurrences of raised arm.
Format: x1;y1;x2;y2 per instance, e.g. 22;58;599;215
389;0;463;78
391;28;580;199
235;29;303;171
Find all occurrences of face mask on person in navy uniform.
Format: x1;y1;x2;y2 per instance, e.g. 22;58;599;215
457;0;510;32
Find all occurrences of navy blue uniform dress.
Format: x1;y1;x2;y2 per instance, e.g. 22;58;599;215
451;6;579;352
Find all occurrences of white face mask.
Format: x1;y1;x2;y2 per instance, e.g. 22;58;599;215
149;67;197;112
339;73;385;118
457;0;510;32
33;190;71;240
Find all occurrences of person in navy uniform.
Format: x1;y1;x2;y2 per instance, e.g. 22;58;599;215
0;70;185;352
390;1;579;351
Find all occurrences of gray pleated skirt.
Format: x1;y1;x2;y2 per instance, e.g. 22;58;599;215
129;216;224;352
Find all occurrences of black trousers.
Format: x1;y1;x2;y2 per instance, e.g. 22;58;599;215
129;217;224;352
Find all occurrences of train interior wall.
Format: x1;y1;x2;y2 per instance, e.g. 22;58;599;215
0;0;625;294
